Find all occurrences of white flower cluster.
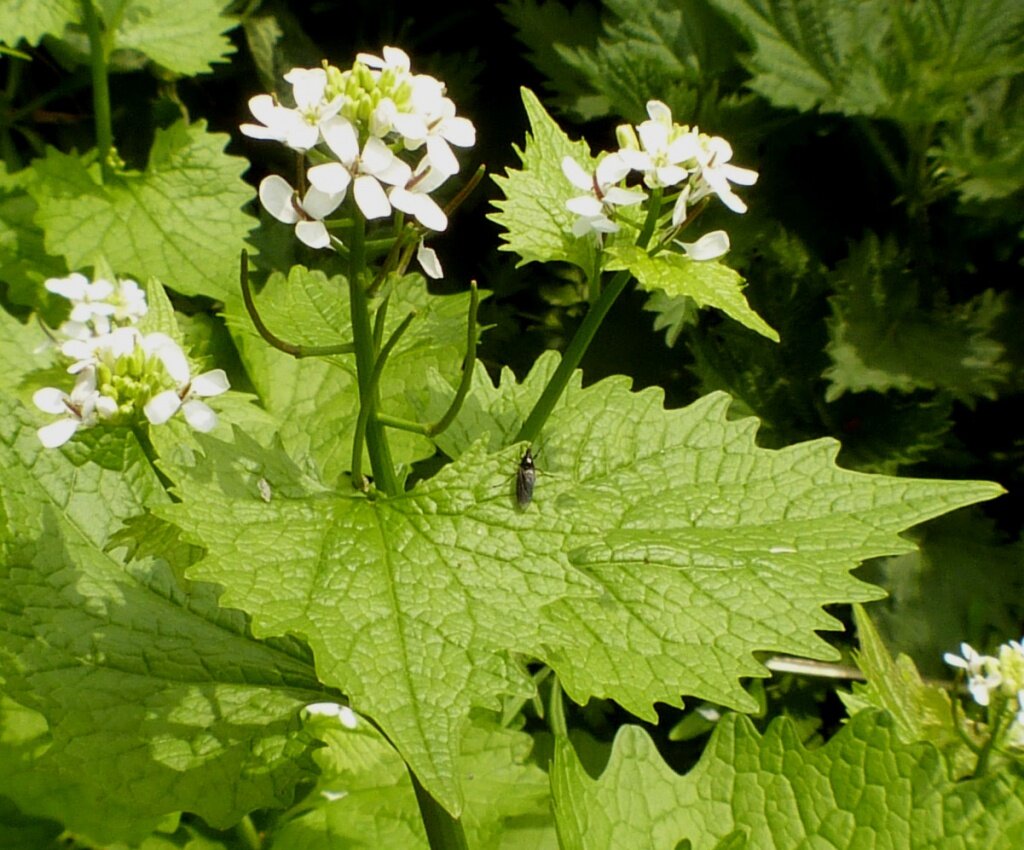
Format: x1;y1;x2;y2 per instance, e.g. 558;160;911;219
562;100;758;259
945;638;1024;745
241;46;475;278
33;274;228;448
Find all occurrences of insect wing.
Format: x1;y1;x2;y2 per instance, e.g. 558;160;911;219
516;448;536;509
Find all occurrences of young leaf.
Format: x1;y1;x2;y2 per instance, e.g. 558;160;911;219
489;88;599;274
605;243;779;341
842;605;973;776
553;710;1024;847
27;121;253;302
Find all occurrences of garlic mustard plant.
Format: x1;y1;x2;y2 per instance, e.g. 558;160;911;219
32;276;229;445
243;46;474;280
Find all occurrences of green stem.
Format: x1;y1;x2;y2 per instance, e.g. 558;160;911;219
428;282;479;437
377;413;430;435
409;770;469;850
342;221;398;495
234;815;262;850
80;0;113;182
351;311;416;488
240;251;354;357
131;424;176;495
515;191;663;445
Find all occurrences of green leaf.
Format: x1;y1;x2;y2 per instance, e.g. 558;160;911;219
842;605;973;776
0;0;77;46
271;712;555;850
553;710;1024;848
605;244;778;341
166;345;1003;812
823;236;1010;403
224;266;471;483
27;121;253;302
0;173;66;316
107;0;237;76
489;88;599;273
0;393;325;843
155;431;598;816
712;0;1024;122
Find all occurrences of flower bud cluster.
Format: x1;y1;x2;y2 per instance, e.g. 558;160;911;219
945;638;1024;746
241;47;475;278
562;100;758;259
33;274;228;448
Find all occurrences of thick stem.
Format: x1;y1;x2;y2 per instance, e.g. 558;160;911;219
515;191;663;445
80;0;113;182
409;770;469;850
343;221;398;495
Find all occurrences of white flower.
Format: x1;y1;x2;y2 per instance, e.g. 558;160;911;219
356;45;411;75
46;273;117;335
305;701;359;729
108;277;147;325
399;91;475;177
33;367;116;448
688;134;758;214
617;100;699;189
259;175;344;250
240;67;343;151
678;230;730;261
308;118;411;220
62;325;142;373
562;153;646;237
142;333;229;433
388;157;449;232
944;642;1003;706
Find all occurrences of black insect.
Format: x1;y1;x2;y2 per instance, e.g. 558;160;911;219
516;446;537;509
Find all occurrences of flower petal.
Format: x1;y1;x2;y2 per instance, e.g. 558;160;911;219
353;175;391;219
259;175;301;224
182;399;218;433
295;221;331;249
417;241;443;279
144;390;182;425
190;369;230;398
38;418;80;448
322;117;360;164
681;230;730;261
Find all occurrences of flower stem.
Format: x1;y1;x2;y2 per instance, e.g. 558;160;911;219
342;221;398;495
428;282;479;437
514;190;663;445
80;0;113;182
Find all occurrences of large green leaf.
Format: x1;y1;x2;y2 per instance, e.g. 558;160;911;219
0;394;325;843
159;350;1000;812
0;0;77;46
553;710;1024;848
27;121;253;302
